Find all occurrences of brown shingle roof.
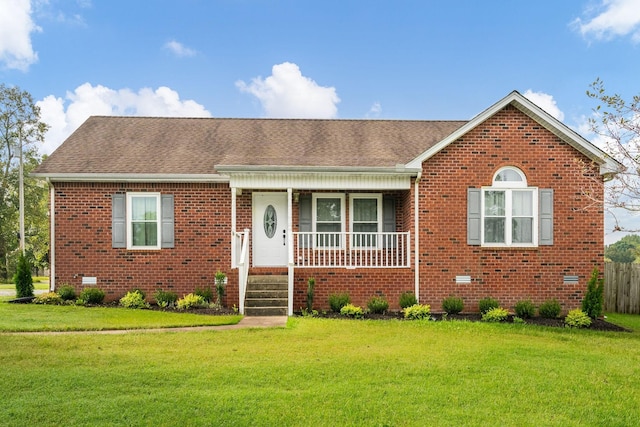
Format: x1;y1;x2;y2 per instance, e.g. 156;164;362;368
34;116;467;175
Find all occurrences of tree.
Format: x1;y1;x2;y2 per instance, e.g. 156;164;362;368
605;234;640;263
0;84;49;279
586;79;640;232
581;267;604;319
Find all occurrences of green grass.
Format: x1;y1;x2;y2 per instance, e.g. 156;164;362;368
0;314;639;426
0;302;242;332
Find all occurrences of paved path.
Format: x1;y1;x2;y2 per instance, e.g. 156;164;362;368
2;316;289;335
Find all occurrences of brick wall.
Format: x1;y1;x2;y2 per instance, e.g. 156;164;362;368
418;105;604;313
52;182;237;303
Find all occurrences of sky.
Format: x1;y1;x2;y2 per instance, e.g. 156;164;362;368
1;0;639;244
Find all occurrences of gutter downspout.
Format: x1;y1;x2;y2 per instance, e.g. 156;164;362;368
414;172;421;302
47;179;55;291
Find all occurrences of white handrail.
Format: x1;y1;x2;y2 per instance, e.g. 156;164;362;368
233;229;250;314
293;231;410;268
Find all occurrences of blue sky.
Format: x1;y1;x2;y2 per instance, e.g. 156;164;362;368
1;0;639;243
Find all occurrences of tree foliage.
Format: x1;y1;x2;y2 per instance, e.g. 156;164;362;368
0;84;49;279
586;79;640;232
605;234;640;263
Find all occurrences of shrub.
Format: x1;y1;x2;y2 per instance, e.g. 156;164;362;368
367;296;389;314
194;286;214;303
306;277;315;311
177;293;207;310
154;289;178;308
79;287;105;304
33;292;63;305
482;307;509;322
328;293;351;312
582;267;604;318
399;291;418;309
442;296;464;314
57;285;77;301
478;297;499;314
119;290;149;309
539;299;562;318
403;304;431;320
13;253;34;298
215;271;227;305
340;303;364;318
514;299;535;319
565;308;592;328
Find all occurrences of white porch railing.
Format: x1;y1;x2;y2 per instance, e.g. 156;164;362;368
293;232;410;268
232;229;250;314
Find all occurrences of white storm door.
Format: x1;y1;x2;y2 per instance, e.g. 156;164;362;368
253;192;289;267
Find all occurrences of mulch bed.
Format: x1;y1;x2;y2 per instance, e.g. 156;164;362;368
300;311;630;332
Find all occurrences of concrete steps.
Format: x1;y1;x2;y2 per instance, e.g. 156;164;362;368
244;275;288;316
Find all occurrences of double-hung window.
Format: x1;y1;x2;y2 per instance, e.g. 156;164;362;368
350;194;382;247
482;168;537;247
313;194;345;247
127;193;161;250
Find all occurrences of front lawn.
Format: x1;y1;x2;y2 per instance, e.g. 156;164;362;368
0;302;242;332
1;314;639;426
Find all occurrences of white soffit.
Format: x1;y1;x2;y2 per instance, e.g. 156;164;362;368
227;172;412;190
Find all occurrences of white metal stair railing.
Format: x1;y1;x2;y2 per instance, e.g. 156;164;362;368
293;231;410;268
232;229;250;314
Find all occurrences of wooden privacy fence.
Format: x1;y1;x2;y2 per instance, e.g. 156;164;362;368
604;262;640;314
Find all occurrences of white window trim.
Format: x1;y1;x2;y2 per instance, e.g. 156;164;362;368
349;193;383;248
312;193;346;248
481;167;538;247
126;192;161;250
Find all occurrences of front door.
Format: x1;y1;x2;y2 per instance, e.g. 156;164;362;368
253;192;289;266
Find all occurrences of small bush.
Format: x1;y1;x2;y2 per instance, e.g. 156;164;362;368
482;307;509;322
79;287;105;304
582;267;604;319
306;277;315;311
119;290;149;309
367;296;389;314
154;289;178;308
328;293;351;312
512;316;526;324
514;299;535;319
33;292;63;305
194;286;214;303
442;296;464;315
177;293;207;310
340;303;364;318
539;299;562;318
56;285;76;301
565;309;592;328
478;297;499;314
13;253;34;298
399;291;418;309
215;271;227;305
403;304;431;320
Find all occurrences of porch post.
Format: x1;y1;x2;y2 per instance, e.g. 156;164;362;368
287;188;294;316
231;187;237;268
48;180;56;291
414;175;421;302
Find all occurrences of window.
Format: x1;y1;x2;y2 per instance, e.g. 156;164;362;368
482;167;537;247
127;193;161;249
350;194;382;247
313;194;345;247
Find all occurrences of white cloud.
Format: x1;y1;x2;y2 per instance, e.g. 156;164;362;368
236;62;340;118
523;90;565;121
366;102;382;118
572;0;640;43
163;40;197;57
36;83;211;154
0;0;40;70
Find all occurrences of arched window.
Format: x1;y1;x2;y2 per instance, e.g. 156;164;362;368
483;167;537;246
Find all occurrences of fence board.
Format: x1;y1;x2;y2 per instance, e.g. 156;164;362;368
605;262;640;314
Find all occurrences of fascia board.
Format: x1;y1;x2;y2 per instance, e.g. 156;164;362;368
30;173;229;183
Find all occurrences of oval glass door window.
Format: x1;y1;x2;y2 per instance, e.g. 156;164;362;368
263;205;277;238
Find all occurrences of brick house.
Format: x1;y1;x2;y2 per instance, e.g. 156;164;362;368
33;91;620;315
